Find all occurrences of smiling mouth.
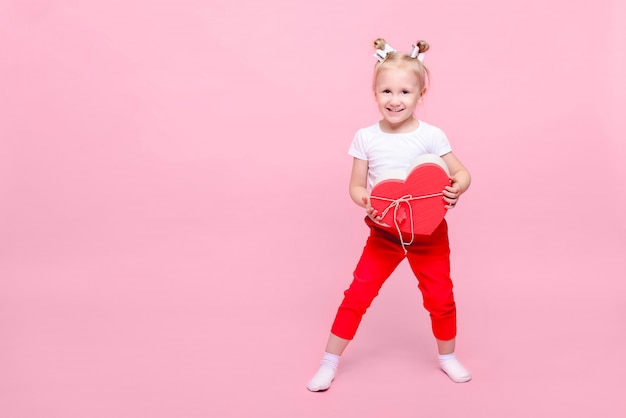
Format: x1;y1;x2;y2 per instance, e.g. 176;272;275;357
387;108;405;113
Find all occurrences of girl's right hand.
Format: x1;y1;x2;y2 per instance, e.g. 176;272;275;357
362;195;382;223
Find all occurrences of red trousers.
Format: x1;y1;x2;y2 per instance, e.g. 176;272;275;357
331;217;457;341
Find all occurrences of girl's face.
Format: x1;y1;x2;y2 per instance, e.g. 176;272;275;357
374;66;424;132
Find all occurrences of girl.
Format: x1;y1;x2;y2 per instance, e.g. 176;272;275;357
307;38;472;392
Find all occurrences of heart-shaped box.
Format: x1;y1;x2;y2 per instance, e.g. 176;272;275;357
370;154;450;235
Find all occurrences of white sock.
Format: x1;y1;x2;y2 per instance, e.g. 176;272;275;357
438;352;472;383
307;352;340;392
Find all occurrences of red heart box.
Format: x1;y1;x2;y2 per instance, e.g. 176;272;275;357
370;154;450;235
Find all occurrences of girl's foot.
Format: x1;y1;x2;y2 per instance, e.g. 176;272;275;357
307;352;340;392
307;364;336;391
438;353;472;383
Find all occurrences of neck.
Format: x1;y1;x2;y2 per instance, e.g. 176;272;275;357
379;117;418;133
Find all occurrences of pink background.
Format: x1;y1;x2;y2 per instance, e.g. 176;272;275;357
1;1;625;417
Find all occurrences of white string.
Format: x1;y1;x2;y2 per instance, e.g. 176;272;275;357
370;192;443;254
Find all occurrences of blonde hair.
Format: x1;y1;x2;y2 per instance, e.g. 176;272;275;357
372;38;430;93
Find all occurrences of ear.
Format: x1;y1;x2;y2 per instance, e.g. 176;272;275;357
418;87;427;102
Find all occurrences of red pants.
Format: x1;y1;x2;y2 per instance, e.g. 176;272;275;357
331;217;457;341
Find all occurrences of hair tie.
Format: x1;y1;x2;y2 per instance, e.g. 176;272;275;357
410;44;425;62
374;43;396;62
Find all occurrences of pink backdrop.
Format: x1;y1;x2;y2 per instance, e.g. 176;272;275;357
1;1;625;417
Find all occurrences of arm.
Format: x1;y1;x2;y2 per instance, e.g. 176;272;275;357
440;152;471;209
349;157;382;221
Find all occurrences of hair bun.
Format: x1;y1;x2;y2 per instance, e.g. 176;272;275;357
416;40;430;53
373;38;388;51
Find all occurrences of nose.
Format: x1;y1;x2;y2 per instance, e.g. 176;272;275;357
390;94;401;105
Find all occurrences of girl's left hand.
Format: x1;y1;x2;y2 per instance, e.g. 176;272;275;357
443;175;461;209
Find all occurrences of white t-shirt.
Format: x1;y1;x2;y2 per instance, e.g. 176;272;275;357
348;121;453;189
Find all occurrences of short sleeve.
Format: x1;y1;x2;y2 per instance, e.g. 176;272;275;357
430;126;452;156
348;129;368;160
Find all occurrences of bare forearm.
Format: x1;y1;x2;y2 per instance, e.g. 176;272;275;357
453;169;471;194
349;186;369;207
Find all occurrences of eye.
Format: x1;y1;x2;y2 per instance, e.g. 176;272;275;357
402;90;411;94
382;89;391;94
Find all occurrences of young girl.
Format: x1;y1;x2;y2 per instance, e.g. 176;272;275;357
307;38;472;392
